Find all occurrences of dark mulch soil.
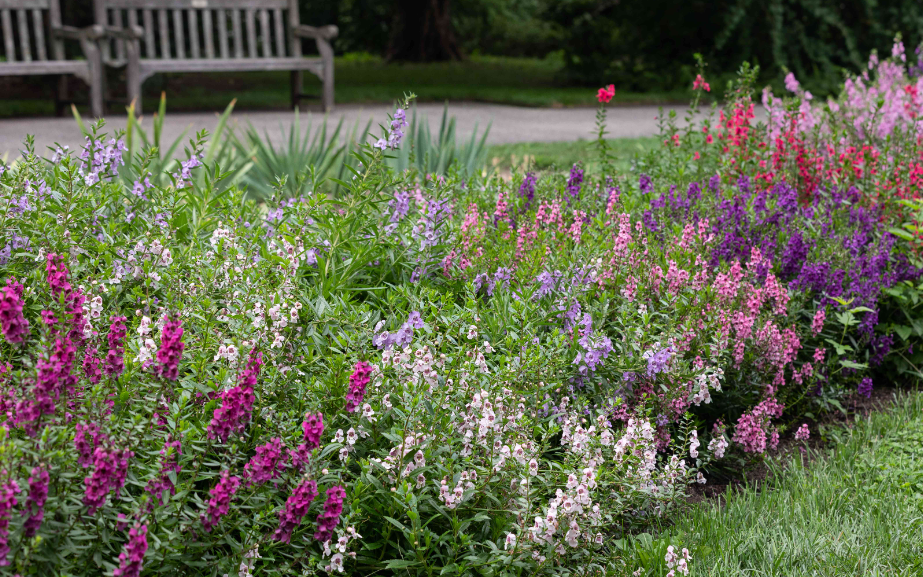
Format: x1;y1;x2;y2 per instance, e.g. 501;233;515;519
685;385;899;507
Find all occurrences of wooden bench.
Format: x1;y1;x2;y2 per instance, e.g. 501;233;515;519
94;0;338;115
0;0;107;117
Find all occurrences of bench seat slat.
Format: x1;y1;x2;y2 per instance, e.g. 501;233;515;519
0;60;87;74
101;0;287;8
139;56;323;74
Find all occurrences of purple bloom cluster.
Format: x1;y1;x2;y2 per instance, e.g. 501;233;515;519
273;478;319;543
519;172;537;212
858;376;874;398
346;362;372;413
156;317;184;380
574;314;614;376
373;310;424;350
0;281;29;344
534;270;564;299
79;136;126;185
112;523;149;577
473;267;513;297
201;471;240;532
314;485;346;542
645;347;673;377
207;349;262;442
566;164;584;201
375;108;408;150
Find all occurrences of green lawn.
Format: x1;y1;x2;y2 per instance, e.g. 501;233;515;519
0;54;692;118
623;392;923;576
485;137;660;174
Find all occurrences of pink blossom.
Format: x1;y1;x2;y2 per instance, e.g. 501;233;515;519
314;485;346;542
84;446;133;513
23;466;49;537
156;316;184;380
75;422;107;467
0;283;29;344
112;523;148;577
244;437;286;486
104;316;128;376
207;349;262;441
794;423;810;441
83;347;102;385
201;471;240;532
273;478;319;543
302;412;324;450
144;438;182;507
811;309;825;336
345;362;372;413
0;478;18;566
45;253;71;296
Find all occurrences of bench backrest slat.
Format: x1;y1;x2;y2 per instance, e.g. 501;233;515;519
31;8;45;60
216;8;228;58
16;9;32;62
0;0;49;8
272;7;283;58
1;10;14;61
229;8;241;58
0;0;70;65
187;8;199;58
171;8;184;58
258;8;269;57
97;0;312;63
141;8;154;57
102;0;287;8
201;7;213;58
243;8;254;58
157;8;169;58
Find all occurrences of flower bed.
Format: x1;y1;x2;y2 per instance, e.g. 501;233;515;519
0;43;921;576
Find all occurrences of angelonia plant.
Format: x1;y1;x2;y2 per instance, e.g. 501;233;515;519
0;40;921;577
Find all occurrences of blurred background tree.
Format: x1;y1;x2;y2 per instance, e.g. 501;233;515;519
52;0;923;95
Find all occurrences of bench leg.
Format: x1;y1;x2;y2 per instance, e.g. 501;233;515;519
125;42;142;116
291;70;303;112
55;76;68;117
322;62;334;113
83;40;105;118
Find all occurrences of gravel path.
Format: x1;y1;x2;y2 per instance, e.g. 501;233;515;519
0;102;717;159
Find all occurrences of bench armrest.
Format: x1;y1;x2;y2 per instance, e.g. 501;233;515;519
52;24;143;42
51;25;102;41
98;25;145;41
292;24;338;41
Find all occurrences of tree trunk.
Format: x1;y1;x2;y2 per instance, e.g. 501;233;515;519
386;0;463;62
